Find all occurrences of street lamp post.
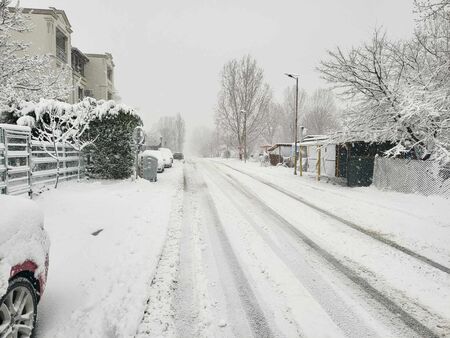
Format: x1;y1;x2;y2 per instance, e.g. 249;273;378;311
240;109;247;163
284;73;300;176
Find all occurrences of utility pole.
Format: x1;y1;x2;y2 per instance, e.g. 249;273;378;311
284;73;300;175
240;109;247;163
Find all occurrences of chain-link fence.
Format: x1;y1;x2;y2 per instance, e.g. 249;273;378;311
373;157;450;198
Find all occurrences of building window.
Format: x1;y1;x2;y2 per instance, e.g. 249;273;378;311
72;52;85;75
107;91;113;100
56;28;67;63
107;67;113;82
78;87;84;101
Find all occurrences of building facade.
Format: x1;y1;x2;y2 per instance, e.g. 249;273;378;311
84;53;115;101
16;7;116;103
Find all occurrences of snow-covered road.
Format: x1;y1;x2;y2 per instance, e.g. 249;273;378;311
138;159;450;338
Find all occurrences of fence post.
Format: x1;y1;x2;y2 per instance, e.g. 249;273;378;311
77;149;81;181
317;146;321;181
62;142;67;181
27;131;32;198
1;129;7;195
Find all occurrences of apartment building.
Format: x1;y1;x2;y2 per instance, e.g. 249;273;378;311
17;7;116;103
84;53;115;101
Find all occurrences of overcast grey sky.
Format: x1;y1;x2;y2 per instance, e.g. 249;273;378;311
23;0;416;133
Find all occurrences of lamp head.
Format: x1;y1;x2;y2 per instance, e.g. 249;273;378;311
284;73;299;79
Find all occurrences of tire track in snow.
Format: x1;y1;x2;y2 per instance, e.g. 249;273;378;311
186;162;274;338
212;162;440;338
201;162;386;337
217;162;450;275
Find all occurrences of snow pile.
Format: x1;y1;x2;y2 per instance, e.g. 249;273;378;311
34;165;183;337
0;195;49;297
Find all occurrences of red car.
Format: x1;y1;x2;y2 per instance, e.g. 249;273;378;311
0;195;50;338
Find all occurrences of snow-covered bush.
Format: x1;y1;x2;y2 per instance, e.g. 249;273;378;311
83;101;143;179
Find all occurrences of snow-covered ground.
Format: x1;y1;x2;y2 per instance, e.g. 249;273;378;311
5;157;448;337
33;164;183;337
213;158;450;268
207;158;450;336
136;158;449;337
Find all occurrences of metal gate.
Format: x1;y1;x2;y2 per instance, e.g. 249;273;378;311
1;124;85;196
0;124;32;196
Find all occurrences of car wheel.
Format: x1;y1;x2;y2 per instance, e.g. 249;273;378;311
0;277;37;338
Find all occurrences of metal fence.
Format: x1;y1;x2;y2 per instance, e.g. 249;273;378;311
0;124;84;196
373;157;450;198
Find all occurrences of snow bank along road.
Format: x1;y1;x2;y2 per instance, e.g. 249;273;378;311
137;159;450;337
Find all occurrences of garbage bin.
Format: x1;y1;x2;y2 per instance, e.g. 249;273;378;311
139;154;158;182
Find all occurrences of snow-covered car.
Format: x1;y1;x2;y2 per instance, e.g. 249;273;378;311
173;152;184;160
142;150;165;173
0;195;50;338
159;148;173;168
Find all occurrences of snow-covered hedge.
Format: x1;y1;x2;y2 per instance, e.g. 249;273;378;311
2;98;143;180
83;102;143;179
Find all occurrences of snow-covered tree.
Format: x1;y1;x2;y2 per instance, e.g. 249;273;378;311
0;0;71;119
319;3;450;162
17;98;96;187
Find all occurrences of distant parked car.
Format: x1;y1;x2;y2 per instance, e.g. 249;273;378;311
159;148;173;168
0;195;50;338
173;152;184;160
142;150;165;173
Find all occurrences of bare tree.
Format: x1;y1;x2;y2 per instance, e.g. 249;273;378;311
174;113;186;152
415;0;450;18
216;55;272;159
261;102;283;144
152;114;186;151
278;86;307;141
304;89;339;135
157;116;177;149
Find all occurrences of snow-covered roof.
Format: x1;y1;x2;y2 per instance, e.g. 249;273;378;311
299;135;331;146
267;143;294;152
329;130;388;144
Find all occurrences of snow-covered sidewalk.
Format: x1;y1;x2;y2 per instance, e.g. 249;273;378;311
33;164;183;337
